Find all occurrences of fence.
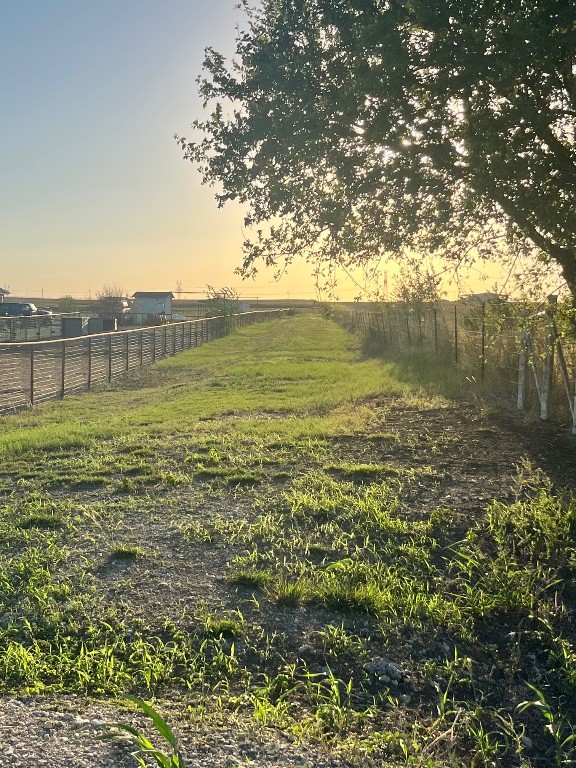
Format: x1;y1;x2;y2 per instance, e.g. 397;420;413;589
0;310;285;414
0;313;74;343
335;301;576;429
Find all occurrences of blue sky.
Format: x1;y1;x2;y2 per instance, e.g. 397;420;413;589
0;0;327;299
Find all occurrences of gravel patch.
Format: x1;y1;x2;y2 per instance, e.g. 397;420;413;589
0;696;356;768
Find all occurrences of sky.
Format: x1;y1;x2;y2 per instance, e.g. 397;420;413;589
0;1;532;304
1;0;338;301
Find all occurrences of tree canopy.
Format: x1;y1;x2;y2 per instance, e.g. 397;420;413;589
182;0;576;297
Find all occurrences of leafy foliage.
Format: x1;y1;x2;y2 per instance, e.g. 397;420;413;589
57;295;76;314
183;0;576;296
204;285;240;329
95;284;130;322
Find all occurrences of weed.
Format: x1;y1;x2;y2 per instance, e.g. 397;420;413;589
20;512;67;530
315;624;369;662
267;575;312;606
110;544;146;560
227;567;272;589
202;612;245;638
517;684;576;766
106;697;186;767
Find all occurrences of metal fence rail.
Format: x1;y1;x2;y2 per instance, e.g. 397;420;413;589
0;310;285;414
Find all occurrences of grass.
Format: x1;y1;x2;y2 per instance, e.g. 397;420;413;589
0;316;395;456
106;697;187;767
0;314;573;766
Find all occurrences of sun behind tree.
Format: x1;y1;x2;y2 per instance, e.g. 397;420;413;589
182;0;576;300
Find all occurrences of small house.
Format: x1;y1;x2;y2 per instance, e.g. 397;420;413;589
0;288;10;304
132;291;174;320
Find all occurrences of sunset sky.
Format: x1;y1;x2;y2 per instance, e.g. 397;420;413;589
1;1;511;302
1;0;326;300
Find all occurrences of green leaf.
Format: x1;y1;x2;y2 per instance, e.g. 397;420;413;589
128;697;179;750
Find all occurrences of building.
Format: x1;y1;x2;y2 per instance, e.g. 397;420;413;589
0;288;10;303
132;291;174;320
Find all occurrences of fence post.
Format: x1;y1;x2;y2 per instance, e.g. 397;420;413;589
108;335;113;382
454;306;459;364
481;302;486;383
30;346;34;406
554;334;576;433
378;312;386;348
125;333;130;372
61;340;66;399
434;307;438;356
139;330;143;369
541;301;557;420
517;329;528;411
152;328;156;363
374;313;382;349
88;337;92;389
405;309;412;347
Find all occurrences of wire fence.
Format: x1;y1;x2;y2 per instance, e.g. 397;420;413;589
0;313;72;343
335;301;576;428
0;310;286;414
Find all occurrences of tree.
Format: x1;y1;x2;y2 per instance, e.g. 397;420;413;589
181;0;576;298
392;257;444;307
204;285;240;325
57;295;76;314
95;284;131;323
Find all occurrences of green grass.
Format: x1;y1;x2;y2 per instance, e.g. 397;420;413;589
0;314;573;767
0;316;405;456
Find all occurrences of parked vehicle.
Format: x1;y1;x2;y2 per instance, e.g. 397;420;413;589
0;302;38;316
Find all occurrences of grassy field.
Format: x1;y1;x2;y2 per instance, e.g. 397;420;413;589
0;314;574;766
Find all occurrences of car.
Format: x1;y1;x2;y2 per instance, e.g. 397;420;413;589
36;307;53;316
0;302;38;317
